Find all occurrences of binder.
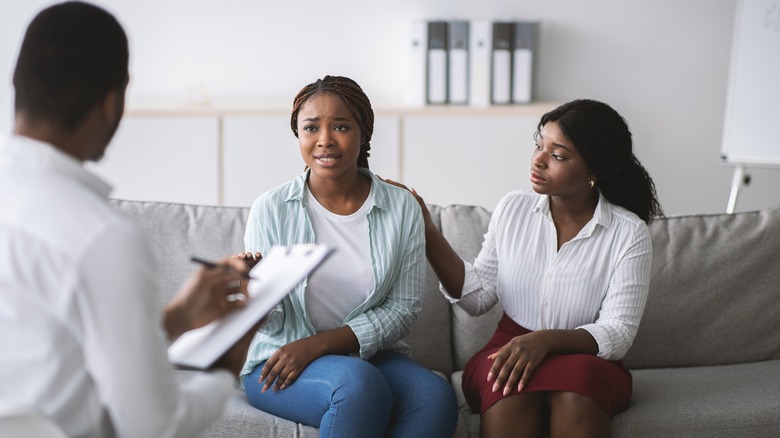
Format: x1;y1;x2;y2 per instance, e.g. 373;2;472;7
168;244;334;370
427;21;448;104
407;20;428;107
491;22;513;105
469;19;492;107
448;21;469;105
512;21;538;104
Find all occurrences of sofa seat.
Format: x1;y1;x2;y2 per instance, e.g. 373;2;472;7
452;359;780;438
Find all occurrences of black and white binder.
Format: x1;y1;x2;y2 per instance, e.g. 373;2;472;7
427;21;448;104
407;20;428;106
469;19;492;107
491;22;513;105
512;21;538;104
448;21;469;105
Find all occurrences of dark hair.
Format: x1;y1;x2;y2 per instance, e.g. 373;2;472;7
290;75;374;169
13;1;129;131
538;99;663;223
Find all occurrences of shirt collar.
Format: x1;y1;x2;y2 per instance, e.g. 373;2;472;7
1;135;113;198
283;167;388;211
532;190;614;231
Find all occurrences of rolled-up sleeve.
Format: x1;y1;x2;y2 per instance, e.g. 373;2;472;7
578;224;652;360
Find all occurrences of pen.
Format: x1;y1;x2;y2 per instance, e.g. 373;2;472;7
190;256;252;279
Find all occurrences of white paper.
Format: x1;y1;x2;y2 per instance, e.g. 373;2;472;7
168;244;333;369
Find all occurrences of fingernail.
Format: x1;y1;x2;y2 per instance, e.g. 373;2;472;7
503;386;510;396
487;372;493;382
517;383;524;392
492;382;500;393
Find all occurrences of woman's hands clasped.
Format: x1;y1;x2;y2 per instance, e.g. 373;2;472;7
487;331;552;395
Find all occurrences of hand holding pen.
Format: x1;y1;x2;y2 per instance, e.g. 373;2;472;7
190;256;253;279
164;256;251;341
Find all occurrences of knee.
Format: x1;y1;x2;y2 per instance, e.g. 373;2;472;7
548;391;610;435
548;391;602;419
332;359;393;408
408;372;459;428
419;373;458;411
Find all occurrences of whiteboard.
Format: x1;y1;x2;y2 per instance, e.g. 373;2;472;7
721;0;780;166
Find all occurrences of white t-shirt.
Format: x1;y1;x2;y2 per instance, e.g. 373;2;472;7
304;182;375;332
0;136;233;438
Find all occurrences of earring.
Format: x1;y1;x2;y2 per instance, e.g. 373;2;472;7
588;179;595;188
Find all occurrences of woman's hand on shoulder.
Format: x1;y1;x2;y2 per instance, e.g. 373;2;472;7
487;331;552;395
380;177;434;231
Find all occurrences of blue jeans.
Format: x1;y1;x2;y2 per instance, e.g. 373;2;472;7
243;351;458;438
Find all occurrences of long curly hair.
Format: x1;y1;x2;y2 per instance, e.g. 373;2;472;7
538;99;664;223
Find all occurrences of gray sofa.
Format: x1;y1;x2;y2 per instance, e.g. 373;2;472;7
112;199;780;437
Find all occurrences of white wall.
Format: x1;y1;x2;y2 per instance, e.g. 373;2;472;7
2;0;778;214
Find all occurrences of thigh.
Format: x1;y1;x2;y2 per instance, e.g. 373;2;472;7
243;355;370;428
369;351;447;402
461;345;502;413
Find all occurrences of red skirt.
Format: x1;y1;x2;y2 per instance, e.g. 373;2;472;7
462;313;632;418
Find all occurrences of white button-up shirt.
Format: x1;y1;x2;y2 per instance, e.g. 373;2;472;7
0;135;234;438
447;190;652;361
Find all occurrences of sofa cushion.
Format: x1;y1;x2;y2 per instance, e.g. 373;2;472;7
111;200;249;308
439;205;503;370
404;205;454;375
452;359;780;438
624;206;780;369
612;360;780;437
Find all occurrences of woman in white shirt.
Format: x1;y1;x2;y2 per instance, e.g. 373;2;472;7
394;99;663;437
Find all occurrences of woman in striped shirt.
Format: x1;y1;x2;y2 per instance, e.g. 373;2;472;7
399;99;663;437
237;76;457;438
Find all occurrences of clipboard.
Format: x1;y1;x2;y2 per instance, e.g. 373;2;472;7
168;244;334;370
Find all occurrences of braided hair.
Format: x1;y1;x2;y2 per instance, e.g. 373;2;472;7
538;99;664;223
290;75;374;169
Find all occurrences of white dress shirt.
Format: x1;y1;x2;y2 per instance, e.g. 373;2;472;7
446;190;652;361
0;135;234;438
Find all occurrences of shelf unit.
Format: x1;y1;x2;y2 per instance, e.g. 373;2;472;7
91;102;559;209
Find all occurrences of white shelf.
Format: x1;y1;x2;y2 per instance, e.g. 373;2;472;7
107;102;560;209
126;102;560;118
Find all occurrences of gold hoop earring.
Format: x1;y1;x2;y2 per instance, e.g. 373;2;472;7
588;179;595;188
